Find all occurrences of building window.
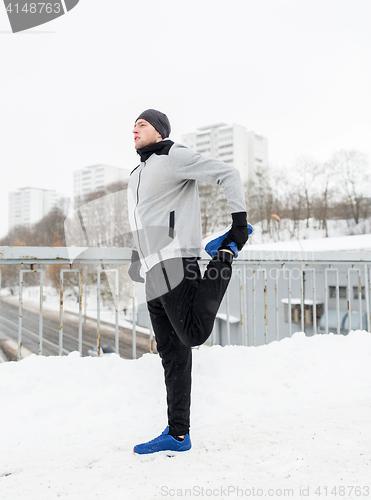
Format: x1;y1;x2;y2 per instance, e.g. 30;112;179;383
329;286;347;299
353;286;366;300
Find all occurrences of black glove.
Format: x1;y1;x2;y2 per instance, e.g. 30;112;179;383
221;212;249;251
128;250;145;283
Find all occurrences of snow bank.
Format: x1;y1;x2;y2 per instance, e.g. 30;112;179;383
249;218;371;247
246;233;371;253
0;332;370;500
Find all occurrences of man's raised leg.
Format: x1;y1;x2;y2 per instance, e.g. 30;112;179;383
154;253;233;347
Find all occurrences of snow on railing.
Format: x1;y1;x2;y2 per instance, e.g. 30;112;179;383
0;247;371;361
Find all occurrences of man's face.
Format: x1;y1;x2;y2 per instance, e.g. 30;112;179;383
133;119;163;150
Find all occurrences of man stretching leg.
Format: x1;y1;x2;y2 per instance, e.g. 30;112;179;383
128;109;250;455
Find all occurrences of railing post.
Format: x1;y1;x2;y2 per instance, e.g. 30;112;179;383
149;320;154;352
59;269;64;356
59;269;83;356
39;270;44;355
325;268;340;335
18;270;23;361
311;269;317;335
287;265;292;338
301;267;305;333
243;264;248;346
347;268;351;333
114;272;119;355
348;268;362;333
275;267;280;341
78;270;83;356
253;268;257;346
365;265;371;333
97;269;101;357
336;269;340;335
252;266;268;345
263;268;268;344
358;271;363;331
301;268;316;335
238;266;244;346
132;281;137;359
97;269;120;356
225;288;231;345
18;269;44;360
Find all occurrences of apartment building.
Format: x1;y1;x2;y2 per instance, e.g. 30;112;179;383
73;164;130;200
181;123;268;184
8;187;59;230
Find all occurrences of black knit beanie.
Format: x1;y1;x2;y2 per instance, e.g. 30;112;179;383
135;109;171;139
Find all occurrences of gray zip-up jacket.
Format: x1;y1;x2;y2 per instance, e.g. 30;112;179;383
128;141;246;272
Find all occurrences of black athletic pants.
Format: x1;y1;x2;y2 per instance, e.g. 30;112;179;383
146;254;232;436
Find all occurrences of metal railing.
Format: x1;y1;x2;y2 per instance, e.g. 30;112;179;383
1;247;371;361
221;250;370;347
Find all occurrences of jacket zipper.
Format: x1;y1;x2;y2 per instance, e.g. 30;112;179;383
133;163;149;270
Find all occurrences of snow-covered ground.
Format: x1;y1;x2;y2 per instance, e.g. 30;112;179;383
245;232;371;253
244;218;371;253
0;331;370;499
249;218;371;246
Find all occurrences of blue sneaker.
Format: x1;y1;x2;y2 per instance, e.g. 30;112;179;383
133;426;192;455
201;223;253;258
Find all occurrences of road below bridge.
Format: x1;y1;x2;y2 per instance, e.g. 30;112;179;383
0;297;151;361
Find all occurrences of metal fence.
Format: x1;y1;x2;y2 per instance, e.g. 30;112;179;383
211;251;371;347
1;246;370;361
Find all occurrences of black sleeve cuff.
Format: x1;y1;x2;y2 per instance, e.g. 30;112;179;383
231;212;247;226
131;250;140;262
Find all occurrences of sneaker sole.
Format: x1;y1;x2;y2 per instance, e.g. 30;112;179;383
133;448;191;457
165;449;191;457
201;225;231;250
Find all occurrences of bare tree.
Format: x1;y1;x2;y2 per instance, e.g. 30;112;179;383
0;225;33;246
247;167;270;231
313;161;339;237
69;181;132;248
247;165;286;240
329;149;370;225
285;190;304;239
292;156;320;228
198;182;232;236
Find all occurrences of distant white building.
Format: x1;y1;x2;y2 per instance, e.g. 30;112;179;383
8;187;59;231
181;123;268;184
73;164;130;200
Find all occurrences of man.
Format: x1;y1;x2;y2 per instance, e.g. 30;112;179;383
128;109;251;455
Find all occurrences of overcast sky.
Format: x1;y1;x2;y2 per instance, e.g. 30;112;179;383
1;0;370;239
